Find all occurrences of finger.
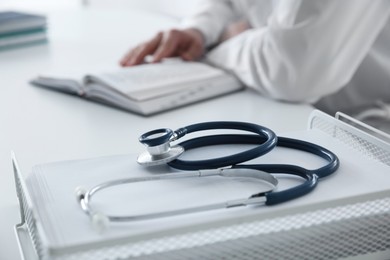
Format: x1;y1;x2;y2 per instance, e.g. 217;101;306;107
152;30;181;63
120;32;163;66
120;34;161;66
120;48;138;67
130;33;163;65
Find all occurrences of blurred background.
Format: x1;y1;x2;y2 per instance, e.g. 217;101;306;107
0;0;201;19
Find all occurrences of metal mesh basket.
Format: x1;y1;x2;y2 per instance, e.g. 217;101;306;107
50;196;390;260
14;111;390;260
310;111;390;166
13;152;48;260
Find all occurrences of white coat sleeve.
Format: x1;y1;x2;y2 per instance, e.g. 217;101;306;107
182;0;238;47
205;0;390;103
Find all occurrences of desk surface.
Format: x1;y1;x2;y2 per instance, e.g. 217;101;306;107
0;7;313;260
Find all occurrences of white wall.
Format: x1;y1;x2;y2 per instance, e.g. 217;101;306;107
0;0;80;13
0;0;201;19
84;0;202;19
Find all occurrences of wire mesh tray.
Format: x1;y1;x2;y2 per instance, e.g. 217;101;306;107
13;110;390;260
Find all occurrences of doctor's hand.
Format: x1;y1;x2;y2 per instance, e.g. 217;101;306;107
120;28;205;67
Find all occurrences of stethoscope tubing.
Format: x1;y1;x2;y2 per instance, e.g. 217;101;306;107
168;134;339;205
232;164;318;205
163;121;279;170
168;134;339;178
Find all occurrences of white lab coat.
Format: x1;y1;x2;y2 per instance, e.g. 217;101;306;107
183;0;390;115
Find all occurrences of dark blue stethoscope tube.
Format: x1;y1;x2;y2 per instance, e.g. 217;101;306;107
168;134;339;205
165;122;278;170
233;164;318;205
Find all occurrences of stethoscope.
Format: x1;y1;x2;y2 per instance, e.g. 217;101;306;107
76;121;339;232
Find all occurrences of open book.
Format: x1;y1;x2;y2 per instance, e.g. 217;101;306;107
31;59;243;115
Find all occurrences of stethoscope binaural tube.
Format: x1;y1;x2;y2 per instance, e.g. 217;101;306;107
138;121;278;169
76;168;279;233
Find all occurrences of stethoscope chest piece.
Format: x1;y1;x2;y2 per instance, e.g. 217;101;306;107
137;128;184;166
137;146;184;166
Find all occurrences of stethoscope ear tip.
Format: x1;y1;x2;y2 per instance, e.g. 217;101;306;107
75;186;110;233
91;212;110;234
74;186;87;201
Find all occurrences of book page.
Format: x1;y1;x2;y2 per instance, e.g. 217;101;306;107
31;69;87;95
31;65;112;96
84;59;229;100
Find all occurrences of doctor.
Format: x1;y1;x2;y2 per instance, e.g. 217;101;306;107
120;0;390;116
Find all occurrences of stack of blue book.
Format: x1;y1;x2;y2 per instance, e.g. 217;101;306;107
0;11;47;50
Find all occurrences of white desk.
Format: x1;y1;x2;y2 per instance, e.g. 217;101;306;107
0;7;313;260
